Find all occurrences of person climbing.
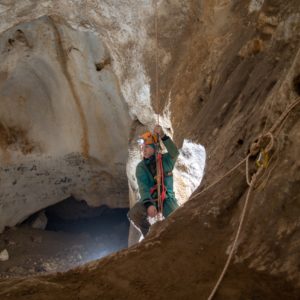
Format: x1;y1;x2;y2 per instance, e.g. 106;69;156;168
128;125;179;237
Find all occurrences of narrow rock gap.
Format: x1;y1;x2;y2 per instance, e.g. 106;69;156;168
293;74;300;96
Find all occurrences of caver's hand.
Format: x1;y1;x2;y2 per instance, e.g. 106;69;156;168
153;125;165;137
147;205;158;218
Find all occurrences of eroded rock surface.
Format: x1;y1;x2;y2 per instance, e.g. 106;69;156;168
0;0;300;299
0;16;130;231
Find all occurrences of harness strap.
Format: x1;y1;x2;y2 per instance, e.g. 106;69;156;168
150;152;167;206
159;153;166;203
150;184;166;201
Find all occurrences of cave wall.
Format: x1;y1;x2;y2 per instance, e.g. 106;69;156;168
0;0;205;232
166;0;300;288
0;15;131;232
0;0;300;298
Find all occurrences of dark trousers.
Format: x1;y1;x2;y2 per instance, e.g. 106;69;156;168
127;202;151;237
128;199;179;237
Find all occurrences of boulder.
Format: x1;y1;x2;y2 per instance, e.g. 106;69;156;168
0;249;9;262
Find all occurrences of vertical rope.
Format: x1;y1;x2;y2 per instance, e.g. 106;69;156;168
207;166;264;300
154;0;163;217
205;98;300;299
155;0;159;125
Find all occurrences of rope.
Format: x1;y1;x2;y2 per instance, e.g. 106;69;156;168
207;166;263;300
155;0;159;125
159;151;165;215
154;0;164;218
195;98;300;300
269;98;300;134
245;155;251;186
189;157;247;201
207;134;274;300
191;97;299;202
156;145;163;216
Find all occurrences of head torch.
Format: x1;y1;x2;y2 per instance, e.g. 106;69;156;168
137;138;145;146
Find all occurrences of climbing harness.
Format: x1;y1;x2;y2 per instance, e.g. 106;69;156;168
196;97;300;300
151;152;166;201
150;170;172;201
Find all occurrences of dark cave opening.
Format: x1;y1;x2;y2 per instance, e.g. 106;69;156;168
42;197;130;257
0;196;131;277
44;197;130;253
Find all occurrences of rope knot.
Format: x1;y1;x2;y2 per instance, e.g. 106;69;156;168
249;141;260;156
249;132;274;156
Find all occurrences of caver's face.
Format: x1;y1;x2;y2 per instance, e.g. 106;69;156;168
142;144;155;158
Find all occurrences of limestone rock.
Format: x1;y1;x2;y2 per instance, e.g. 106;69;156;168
30;211;48;230
0;249;9;262
0;0;299;299
0;16;131;232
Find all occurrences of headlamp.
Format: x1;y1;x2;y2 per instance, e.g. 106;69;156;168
137;138;145;145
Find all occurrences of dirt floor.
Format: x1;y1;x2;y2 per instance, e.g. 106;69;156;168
0;206;299;300
0;208;129;279
0;1;300;299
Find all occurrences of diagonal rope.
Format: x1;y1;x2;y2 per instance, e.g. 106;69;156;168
207;166;263;300
205;97;300;300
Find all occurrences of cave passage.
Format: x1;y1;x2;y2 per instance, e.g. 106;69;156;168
0;197;129;278
45;197;130;242
44;198;130;259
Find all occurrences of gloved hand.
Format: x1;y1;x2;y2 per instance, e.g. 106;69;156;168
147;205;158;218
153;125;165;137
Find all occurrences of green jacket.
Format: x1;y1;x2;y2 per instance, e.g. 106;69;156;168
136;136;179;217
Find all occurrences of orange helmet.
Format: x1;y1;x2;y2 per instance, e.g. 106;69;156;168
138;131;158;145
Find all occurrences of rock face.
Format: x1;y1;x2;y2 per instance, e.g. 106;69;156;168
30;211;48;230
0;249;9;262
0;0;300;300
0;15;131;231
0;2;204;233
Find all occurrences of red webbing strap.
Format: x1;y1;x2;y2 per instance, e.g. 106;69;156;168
159;153;166;201
156;152;165;215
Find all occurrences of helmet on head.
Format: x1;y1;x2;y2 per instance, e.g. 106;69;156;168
137;131;158;146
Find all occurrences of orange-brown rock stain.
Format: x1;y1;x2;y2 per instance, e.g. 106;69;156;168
0;121;36;155
49;16;90;159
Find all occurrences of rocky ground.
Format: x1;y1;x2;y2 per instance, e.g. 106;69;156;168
0;208;129;279
0;0;300;299
0;208;299;300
